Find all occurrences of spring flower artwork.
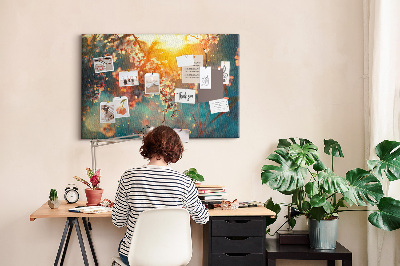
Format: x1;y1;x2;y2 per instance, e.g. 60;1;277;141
81;34;240;139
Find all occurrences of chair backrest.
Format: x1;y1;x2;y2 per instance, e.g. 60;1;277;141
128;208;192;266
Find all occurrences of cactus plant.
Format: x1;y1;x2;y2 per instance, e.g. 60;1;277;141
48;189;60;209
49;189;58;201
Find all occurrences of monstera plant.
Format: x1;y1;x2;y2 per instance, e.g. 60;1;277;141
261;138;400;232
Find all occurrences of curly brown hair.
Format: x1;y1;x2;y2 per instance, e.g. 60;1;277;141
140;125;184;164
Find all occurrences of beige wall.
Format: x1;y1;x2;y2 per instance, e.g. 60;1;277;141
0;0;366;265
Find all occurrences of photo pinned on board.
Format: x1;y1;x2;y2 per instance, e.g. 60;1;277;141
145;73;160;94
114;96;130;118
100;102;115;123
119;71;139;87
93;56;114;73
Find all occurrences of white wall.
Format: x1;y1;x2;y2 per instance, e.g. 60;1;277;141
0;0;366;265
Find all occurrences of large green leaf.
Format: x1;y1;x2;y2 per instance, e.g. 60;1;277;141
298;138;312;146
324;139;344;157
313;160;326;172
288;142;319;168
277;138;310;148
367;140;400;181
288;218;296;229
264;198;281;227
302;201;311;212
305;181;319;197
277;139;292;148
318;169;349;194
261;148;307;192
308;207;326;221
310;194;332;213
344;168;383;206
368;197;400;231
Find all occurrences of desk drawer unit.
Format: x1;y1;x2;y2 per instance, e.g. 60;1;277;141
204;216;266;266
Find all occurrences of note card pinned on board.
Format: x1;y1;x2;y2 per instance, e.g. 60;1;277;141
182;55;203;83
175;88;196;104
209;98;229;114
221;61;231;85
200;67;212;89
176;55;195;67
198;68;223;102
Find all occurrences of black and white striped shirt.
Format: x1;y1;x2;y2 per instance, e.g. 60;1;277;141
112;165;209;257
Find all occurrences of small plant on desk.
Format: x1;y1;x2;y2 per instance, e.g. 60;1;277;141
48;189;60;209
184;168;204;183
74;168;103;206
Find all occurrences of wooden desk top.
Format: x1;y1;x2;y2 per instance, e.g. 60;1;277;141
208;206;275;217
30;201;111;221
30;202;274;221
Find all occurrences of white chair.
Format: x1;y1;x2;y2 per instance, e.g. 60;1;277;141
112;208;192;266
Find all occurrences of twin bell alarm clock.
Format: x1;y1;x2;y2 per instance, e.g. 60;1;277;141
64;184;79;204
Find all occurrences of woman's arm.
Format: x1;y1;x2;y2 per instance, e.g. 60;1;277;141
112;174;129;227
182;181;209;224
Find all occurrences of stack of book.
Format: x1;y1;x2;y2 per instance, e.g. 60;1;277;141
195;184;227;205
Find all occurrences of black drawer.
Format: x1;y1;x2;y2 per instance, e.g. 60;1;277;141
211;253;264;266
211;217;265;236
212;236;264;253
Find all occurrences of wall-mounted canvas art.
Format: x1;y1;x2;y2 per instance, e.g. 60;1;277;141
81;34;239;139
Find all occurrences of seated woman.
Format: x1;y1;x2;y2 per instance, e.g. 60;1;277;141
112;125;209;265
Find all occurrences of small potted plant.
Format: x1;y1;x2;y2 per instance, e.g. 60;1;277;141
48;189;60;209
74;168;103;206
261;138;400;249
184;168;204;183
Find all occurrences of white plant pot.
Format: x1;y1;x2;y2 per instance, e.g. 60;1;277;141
48;199;60;209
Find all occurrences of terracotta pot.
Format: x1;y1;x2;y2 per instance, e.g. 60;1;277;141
85;188;103;206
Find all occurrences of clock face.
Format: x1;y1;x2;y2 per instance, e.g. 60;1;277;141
65;190;79;203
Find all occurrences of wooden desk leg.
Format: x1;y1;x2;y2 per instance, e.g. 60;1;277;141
267;259;276;266
327;260;335;266
71;218;89;266
54;218;72;266
82;217;99;266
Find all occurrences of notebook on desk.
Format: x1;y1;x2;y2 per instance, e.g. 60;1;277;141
69;206;112;214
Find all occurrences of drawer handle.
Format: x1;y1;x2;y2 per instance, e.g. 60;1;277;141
225;236;249;241
225;253;250;257
224;220;250;224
